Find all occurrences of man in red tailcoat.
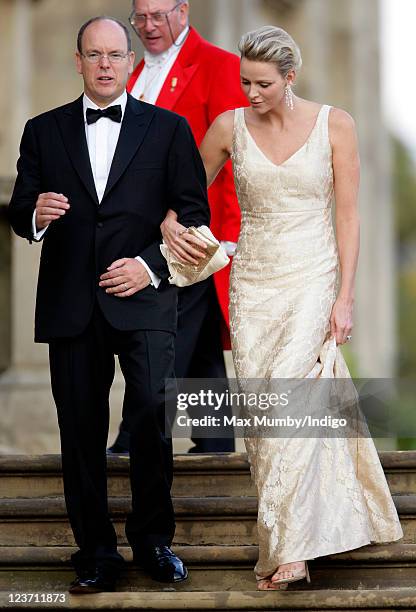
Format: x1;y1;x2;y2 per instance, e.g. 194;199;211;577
108;0;248;453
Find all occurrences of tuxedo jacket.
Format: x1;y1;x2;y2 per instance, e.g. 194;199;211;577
128;27;248;340
9;94;210;343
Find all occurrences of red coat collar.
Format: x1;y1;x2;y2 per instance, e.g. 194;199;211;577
127;27;202;110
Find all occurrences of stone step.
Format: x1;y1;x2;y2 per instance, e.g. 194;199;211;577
1;452;416;499
2;565;416;592
0;496;415;547
2;453;415;610
3;544;416;566
3;546;416;605
0;588;416;610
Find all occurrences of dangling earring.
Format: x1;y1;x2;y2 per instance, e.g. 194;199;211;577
284;83;294;110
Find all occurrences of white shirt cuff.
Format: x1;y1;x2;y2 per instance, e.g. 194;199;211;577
135;256;161;289
220;241;237;257
32;210;48;241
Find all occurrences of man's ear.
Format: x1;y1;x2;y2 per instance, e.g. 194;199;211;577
128;51;136;75
75;52;83;75
179;1;190;25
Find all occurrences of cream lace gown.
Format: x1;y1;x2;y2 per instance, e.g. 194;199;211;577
229;105;403;578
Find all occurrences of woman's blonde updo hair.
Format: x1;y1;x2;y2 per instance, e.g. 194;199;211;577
239;25;302;78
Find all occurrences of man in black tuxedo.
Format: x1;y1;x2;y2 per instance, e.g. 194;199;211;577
8;16;209;594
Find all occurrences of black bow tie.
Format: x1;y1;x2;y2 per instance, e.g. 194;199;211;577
86;105;122;125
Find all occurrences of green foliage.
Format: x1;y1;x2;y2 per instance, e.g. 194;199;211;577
392;138;416;244
397;270;416;377
340;344;359;378
391;136;416;449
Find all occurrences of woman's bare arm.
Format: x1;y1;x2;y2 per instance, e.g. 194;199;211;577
160;111;234;263
329;107;360;345
200;110;233;187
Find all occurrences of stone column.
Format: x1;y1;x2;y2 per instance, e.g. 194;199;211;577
10;0;48;371
349;0;396;378
0;0;58;454
209;0;263;52
301;0;330;101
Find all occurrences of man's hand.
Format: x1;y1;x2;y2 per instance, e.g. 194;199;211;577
99;258;151;297
35;193;70;230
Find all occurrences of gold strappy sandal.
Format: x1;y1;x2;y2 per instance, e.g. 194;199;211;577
271;560;311;586
256;575;288;590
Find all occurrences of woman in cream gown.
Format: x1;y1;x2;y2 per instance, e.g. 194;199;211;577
161;26;403;590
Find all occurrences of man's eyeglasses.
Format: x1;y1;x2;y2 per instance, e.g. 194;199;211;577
129;2;183;29
81;52;130;64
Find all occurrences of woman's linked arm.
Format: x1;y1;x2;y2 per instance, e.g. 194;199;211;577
160;111;234;263
329;107;360;345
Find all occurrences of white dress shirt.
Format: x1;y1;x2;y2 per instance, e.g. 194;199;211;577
32;91;160;288
130;27;189;104
84;91;127;203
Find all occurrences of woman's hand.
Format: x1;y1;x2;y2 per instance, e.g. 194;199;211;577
160;209;207;265
330;296;353;345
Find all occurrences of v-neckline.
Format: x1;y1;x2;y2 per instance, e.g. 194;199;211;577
242;105;325;169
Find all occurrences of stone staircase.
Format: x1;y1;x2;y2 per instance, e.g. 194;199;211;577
0;452;415;610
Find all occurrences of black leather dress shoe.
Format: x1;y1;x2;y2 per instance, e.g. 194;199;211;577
187;439;235;453
107;429;130;455
106;441;129;456
68;568;116;594
135;546;188;582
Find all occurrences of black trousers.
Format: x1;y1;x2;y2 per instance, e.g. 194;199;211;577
116;278;234;452
176;277;234;450
48;303;175;574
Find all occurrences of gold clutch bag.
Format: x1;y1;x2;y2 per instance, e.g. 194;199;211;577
160;225;230;287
